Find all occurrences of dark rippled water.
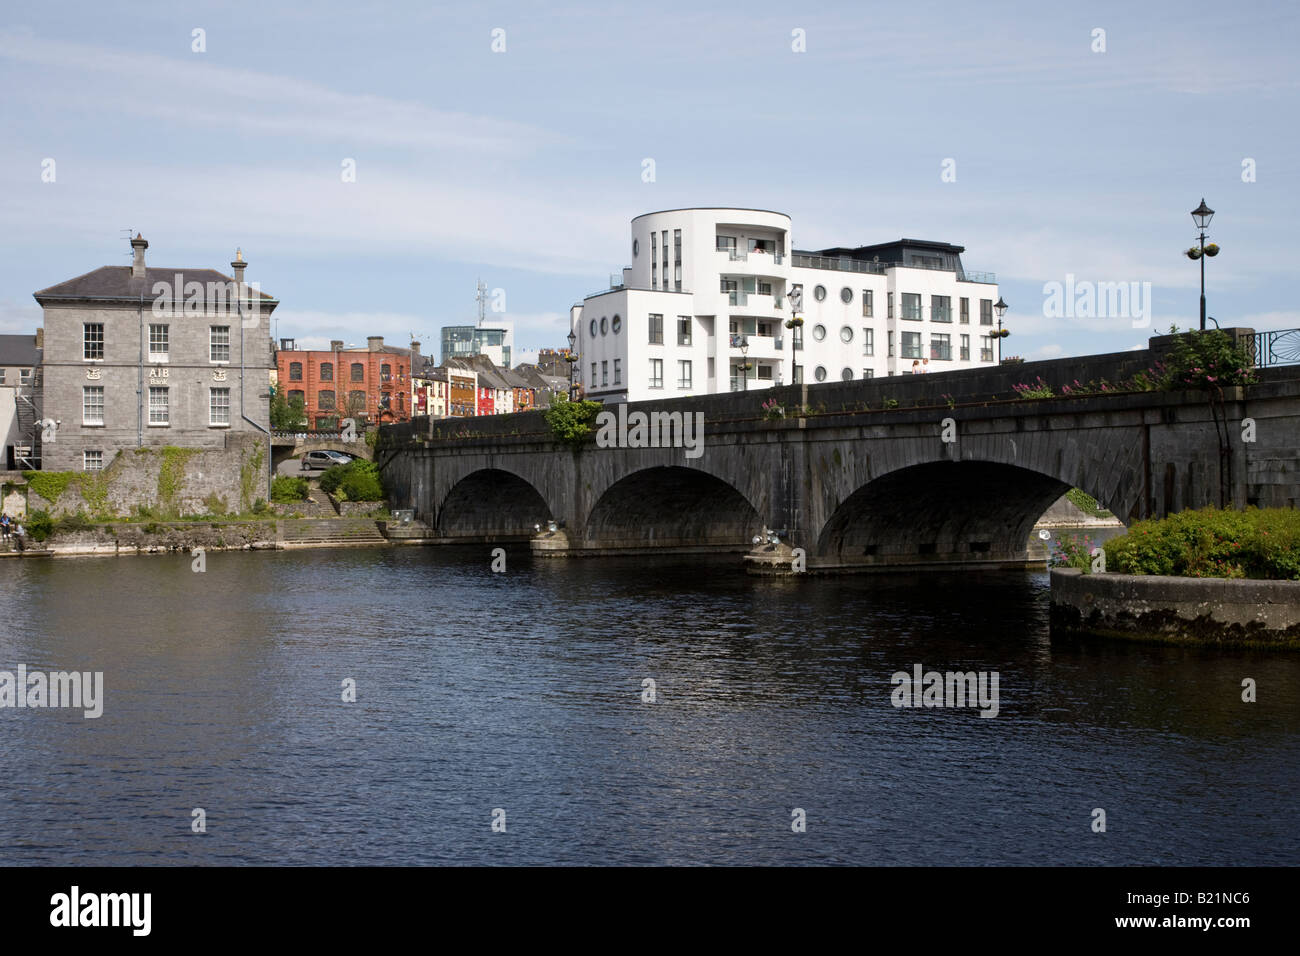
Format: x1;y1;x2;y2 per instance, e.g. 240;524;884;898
1;546;1296;865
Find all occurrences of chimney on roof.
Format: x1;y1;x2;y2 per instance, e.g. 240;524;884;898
330;340;344;351
367;336;384;352
231;247;246;287
130;233;148;279
410;340;421;363
35;329;44;350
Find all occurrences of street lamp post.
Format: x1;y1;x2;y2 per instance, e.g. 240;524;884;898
1186;199;1218;332
566;328;578;400
739;335;750;392
993;296;1008;364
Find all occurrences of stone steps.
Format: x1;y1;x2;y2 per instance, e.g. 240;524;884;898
278;518;388;546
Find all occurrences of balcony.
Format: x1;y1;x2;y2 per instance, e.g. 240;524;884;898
792;253;996;284
929;343;952;361
931;308;953;323
727;291;748;306
899;306;923;322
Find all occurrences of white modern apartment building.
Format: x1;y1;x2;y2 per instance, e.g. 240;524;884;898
571;208;1001;402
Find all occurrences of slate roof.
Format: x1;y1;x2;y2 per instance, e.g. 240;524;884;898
34;266;277;303
0;333;40;368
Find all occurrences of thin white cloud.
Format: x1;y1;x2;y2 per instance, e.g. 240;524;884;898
0;28;562;153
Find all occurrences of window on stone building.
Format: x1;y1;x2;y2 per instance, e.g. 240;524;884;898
210;326;230;363
83;386;104;425
289;361;303;381
149;323;169;360
351;363;365;382
83;450;104;472
148;386;169;425
318;390;336;410
84;323;104;360
210;387;231;425
319;362;333;381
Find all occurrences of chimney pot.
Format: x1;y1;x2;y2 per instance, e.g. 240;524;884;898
367;336;384;352
230;248;247;287
130;234;148;279
330;340;344;351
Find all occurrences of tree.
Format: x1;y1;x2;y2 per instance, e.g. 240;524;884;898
270;386;307;430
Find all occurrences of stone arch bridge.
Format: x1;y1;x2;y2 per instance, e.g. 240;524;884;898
378;333;1299;572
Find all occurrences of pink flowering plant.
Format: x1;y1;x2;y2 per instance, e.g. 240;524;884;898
1160;330;1257;390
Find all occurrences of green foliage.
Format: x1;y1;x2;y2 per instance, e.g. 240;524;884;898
1012;376;1054;399
365;427;379;449
1065;488;1113;519
26;510;54;542
203;493;229;516
1160;330;1258;390
544;394;602;446
271;475;310;502
240;443;265;513
327;460;384;501
251;498;268;515
1104;507;1300;580
23;471;73;504
157;447;197;518
270;387;307;430
55;510;94;533
1048;533;1099;572
882;398;899;410
142;522;163;534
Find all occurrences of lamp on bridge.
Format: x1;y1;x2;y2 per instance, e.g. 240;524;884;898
739;336;750;392
566;329;578;400
992;297;1010;364
1185;199;1218;332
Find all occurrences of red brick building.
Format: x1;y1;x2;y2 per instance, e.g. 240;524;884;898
276;336;413;430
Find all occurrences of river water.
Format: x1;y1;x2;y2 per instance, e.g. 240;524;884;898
2;546;1296;865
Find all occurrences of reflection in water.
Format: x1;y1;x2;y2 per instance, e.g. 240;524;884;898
1;547;1296;865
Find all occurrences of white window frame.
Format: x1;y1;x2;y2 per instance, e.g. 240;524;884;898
148;386;169;426
82;385;104;426
83;450;104;472
210;325;231;363
149;323;169;361
210;387;231;426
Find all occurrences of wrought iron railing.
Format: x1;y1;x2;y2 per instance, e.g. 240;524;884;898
1246;328;1300;367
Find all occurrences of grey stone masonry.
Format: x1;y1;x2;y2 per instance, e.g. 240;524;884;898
34;237;278;472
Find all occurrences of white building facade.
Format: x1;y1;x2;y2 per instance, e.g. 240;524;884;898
571;208;1001;403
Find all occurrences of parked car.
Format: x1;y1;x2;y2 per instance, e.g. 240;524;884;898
300;450;355;472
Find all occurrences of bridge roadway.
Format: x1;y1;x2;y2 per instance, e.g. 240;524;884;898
377;332;1300;572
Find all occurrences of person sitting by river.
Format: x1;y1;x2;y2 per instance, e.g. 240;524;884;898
12;521;24;552
0;513;10;544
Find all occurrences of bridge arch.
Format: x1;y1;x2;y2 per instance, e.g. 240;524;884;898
815;460;1118;566
582;465;762;551
438;467;553;540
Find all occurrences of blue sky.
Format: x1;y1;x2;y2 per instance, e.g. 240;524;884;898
1;0;1296;364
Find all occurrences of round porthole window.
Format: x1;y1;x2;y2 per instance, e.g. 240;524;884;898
814;366;827;382
600;316;608;335
812;324;826;341
612;315;622;334
840;326;853;343
633;239;639;257
589;319;597;337
814;285;827;302
841;287;853;304
841;368;853;381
